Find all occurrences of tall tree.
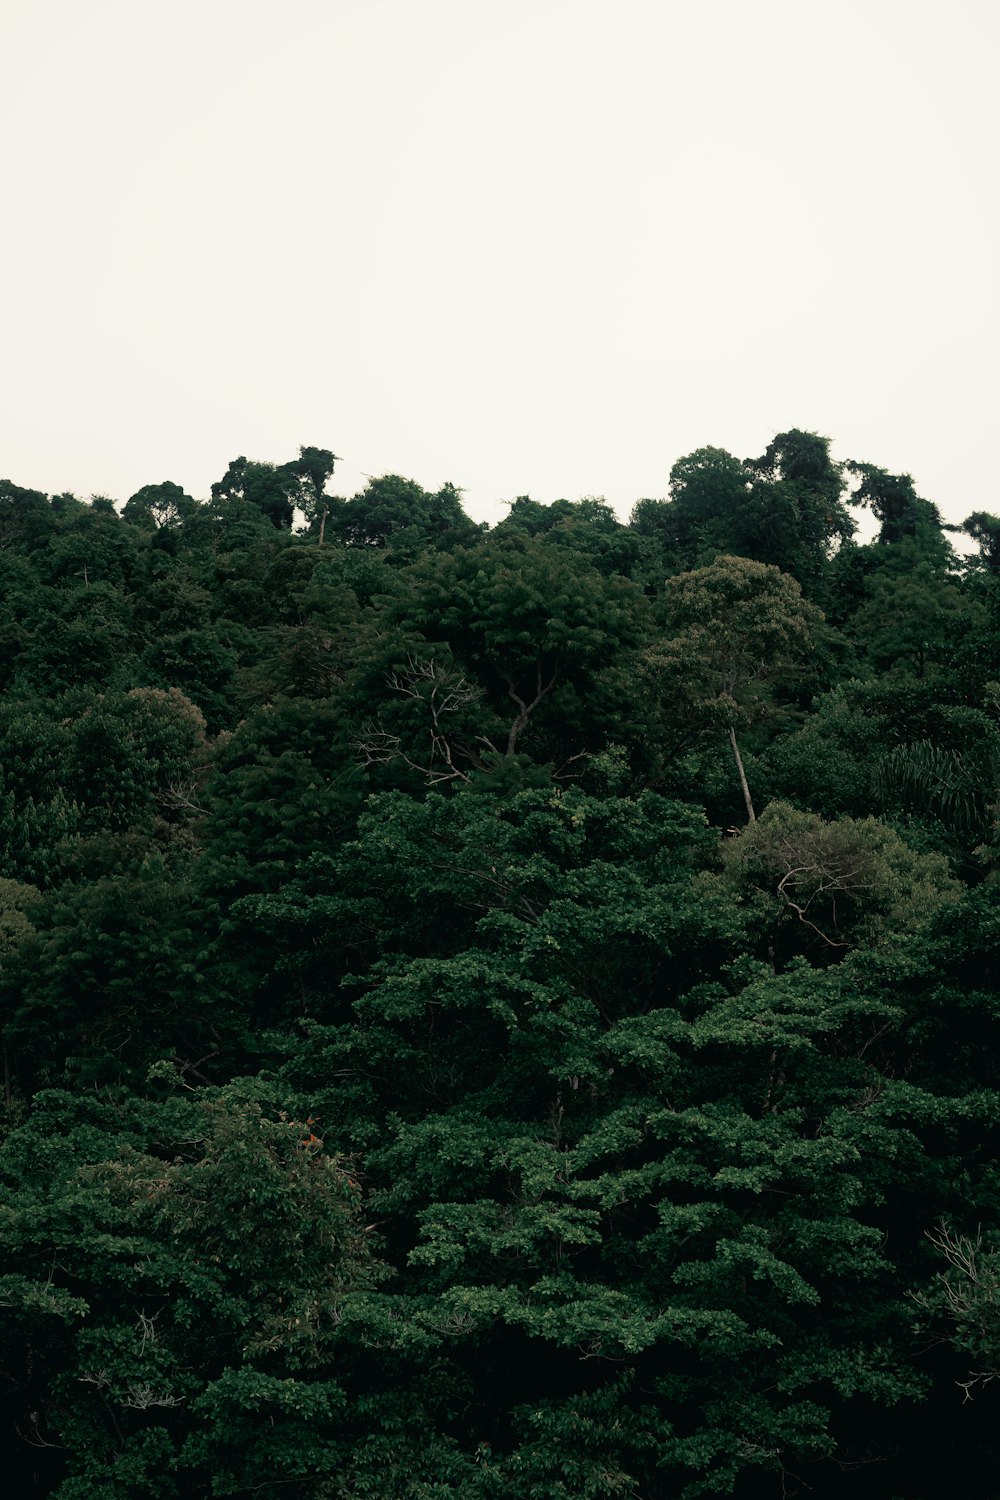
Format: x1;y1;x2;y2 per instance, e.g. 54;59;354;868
354;533;649;781
654;555;822;821
330;474;479;554
744;428;854;588
847;460;952;560
962;510;1000;574
631;433;852;592
122;482;197;531
210;447;337;532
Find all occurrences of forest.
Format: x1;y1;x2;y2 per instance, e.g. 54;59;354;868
2;430;1000;1498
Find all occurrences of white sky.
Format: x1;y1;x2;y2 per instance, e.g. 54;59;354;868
1;0;997;530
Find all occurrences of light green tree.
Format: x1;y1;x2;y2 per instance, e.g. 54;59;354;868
655;555;822;821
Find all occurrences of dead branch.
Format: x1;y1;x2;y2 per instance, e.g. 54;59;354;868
503;663;559;755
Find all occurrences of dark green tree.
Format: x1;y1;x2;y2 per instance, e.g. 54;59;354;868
330;474;479;554
122;482;198;531
0;478;54;552
211;456;288;528
0;1080;377;1498
962;510;1000;574
290;445;341;544
631;433;852;592
353;534;649;781
847;460;952;560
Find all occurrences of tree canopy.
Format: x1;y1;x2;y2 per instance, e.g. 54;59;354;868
0;431;996;1498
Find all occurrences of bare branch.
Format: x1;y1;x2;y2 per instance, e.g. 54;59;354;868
502;663;559;755
353;657;484;786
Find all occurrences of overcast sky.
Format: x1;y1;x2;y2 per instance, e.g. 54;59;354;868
1;0;997;530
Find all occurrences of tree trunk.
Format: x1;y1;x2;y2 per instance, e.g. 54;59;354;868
729;725;756;822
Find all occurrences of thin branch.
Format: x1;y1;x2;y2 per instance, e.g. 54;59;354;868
503;663;559;755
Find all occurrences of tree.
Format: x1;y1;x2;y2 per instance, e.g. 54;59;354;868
654;556;822;821
329;473;479;554
845;549;972;681
355;534;649;780
630;446;747;578
210;454;323;531
0;856;228;1090
290;445;340;544
847;460;952;562
496;496;642;578
962;510;1000;574
0;478;53;552
122;482;197;531
12;582;137;695
0;1080;376;1497
744;428;854;588
912;1223;1000;1400
631;434;853;592
133;629;239;731
721;799;960;957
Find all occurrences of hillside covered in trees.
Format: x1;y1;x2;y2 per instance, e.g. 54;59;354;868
3;431;1000;1498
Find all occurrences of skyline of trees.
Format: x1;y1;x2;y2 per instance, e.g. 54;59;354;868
2;429;1000;1497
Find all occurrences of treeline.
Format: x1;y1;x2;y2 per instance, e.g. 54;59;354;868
2;432;1000;1497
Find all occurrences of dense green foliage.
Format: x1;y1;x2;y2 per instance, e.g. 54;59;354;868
2;434;1000;1496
